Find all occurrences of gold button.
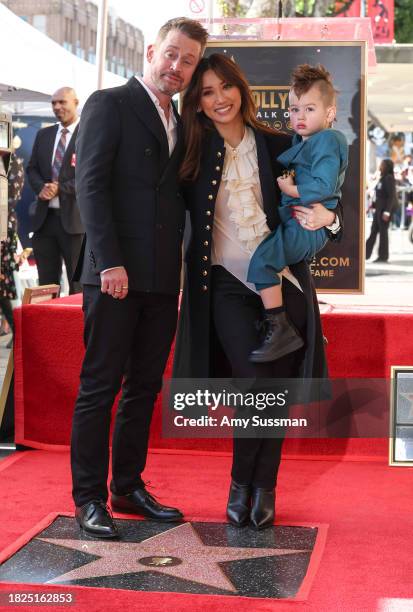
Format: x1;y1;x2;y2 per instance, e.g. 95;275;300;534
203;240;209;246
212;180;217;185
215;166;221;171
208;194;213;200
206;210;211;216
202;285;208;291
217;151;222;158
202;270;208;276
202;255;208;261
205;225;211;231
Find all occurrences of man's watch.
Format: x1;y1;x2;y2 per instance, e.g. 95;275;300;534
326;214;341;234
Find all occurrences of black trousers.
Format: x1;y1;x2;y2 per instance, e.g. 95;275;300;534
71;285;178;506
32;210;83;294
211;265;307;489
366;210;389;261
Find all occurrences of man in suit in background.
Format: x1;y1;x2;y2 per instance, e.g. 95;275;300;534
27;87;84;294
71;18;208;538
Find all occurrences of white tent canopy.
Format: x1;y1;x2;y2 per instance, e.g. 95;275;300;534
0;3;126;108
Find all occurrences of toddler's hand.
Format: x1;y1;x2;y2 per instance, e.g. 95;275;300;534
277;171;295;193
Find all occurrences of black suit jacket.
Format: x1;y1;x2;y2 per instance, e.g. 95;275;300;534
27;123;84;234
74;77;186;294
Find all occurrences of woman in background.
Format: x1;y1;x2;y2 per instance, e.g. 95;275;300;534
0;148;24;347
366;158;396;263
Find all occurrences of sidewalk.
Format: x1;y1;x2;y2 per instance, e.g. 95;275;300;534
325;226;413;309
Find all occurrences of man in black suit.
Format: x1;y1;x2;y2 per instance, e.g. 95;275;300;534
71;18;208;538
27;87;84;294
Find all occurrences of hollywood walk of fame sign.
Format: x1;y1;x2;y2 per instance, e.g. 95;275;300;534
203;40;367;294
0;517;324;600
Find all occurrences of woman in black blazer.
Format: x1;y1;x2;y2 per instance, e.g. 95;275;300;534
173;54;341;530
366;158;396;262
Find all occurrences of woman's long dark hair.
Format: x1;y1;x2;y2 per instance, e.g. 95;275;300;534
380;158;394;177
180;53;274;182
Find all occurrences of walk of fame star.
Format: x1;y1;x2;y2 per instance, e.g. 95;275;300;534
40;522;309;592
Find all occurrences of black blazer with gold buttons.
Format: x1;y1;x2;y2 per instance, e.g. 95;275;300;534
173;126;338;381
74;77;185;293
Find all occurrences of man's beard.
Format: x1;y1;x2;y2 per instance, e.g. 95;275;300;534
154;73;182;97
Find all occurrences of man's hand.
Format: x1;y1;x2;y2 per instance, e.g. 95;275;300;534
100;266;129;299
38;182;59;200
382;211;391;223
292;203;336;231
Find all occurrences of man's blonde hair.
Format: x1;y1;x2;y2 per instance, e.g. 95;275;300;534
156;17;208;55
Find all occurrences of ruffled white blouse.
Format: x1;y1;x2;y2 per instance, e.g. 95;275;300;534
211;127;302;294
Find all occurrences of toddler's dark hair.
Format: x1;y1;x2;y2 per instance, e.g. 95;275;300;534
290;64;337;105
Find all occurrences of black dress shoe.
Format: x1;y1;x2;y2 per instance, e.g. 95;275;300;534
250;487;275;530
111;487;183;522
249;311;304;363
226;480;251;527
75;501;119;539
373;258;388;263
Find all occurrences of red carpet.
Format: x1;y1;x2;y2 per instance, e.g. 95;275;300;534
1;449;413;611
8;296;413;608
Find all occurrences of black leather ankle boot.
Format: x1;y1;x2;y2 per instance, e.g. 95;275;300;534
250;487;275;530
249;311;304;363
226;480;251;527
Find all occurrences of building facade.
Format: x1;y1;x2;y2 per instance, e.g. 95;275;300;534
3;0;144;78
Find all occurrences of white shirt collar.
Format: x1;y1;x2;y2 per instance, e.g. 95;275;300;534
57;117;79;134
135;76;177;156
135;77;176;119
